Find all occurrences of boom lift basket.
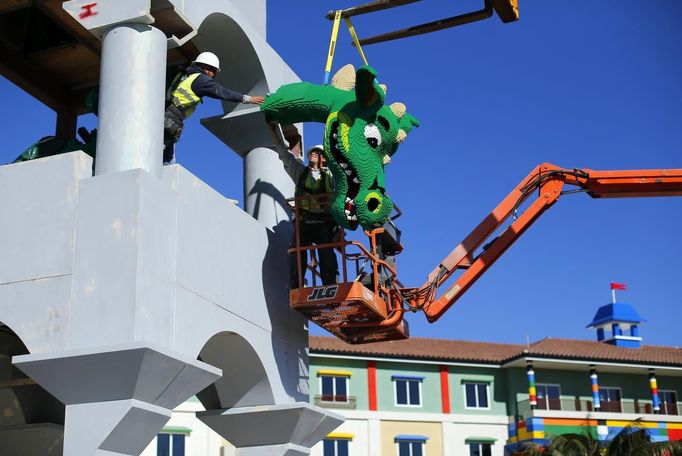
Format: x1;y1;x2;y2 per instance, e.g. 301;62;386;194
287;194;408;344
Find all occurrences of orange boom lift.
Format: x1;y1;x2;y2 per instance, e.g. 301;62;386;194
288;164;682;344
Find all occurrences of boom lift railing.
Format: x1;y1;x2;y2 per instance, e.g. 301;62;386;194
287;193;409;344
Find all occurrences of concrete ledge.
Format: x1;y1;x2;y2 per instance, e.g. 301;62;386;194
197;402;343;449
13;342;221;408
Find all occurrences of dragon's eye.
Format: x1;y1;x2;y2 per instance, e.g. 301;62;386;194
364;124;382;149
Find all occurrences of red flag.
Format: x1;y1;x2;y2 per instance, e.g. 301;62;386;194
610;282;627;290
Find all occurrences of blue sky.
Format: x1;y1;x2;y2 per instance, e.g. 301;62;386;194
2;1;681;347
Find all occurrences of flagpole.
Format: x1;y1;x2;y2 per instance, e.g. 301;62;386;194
612;287;616;304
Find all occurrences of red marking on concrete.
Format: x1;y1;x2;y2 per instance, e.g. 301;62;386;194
79;3;98;20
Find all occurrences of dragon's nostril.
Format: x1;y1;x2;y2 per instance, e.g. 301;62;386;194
367;197;380;212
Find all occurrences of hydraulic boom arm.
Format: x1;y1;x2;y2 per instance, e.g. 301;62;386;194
401;163;682;322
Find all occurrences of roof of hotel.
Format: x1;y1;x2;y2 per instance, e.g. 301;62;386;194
310;336;682;367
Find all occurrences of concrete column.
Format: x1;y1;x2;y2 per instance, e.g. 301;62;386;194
649;369;661;413
95;23;166;178
590;366;601;411
441;421;455;456
63;400;170;455
243;147;295;236
526;364;537;410
367;418;381;456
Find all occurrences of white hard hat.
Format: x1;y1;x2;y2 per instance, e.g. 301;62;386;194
307;145;324;155
194;52;221;72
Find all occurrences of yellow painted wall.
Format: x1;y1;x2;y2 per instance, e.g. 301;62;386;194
380;421;442;456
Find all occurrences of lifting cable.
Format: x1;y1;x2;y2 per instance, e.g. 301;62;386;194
324;10;373;84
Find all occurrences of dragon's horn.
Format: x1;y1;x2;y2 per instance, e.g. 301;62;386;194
331;64;356;91
390;102;406;119
395;129;407;143
399;113;420;133
379;84;388;96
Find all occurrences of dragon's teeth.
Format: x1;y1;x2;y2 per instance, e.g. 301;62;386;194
346;197;352;203
345;210;351;215
345;170;352;176
352;177;359;183
350;215;358;221
340;163;347;169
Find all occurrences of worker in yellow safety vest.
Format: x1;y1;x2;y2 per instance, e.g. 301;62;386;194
267;123;339;288
164;52;265;163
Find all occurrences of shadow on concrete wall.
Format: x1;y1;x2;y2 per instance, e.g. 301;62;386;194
249;179;293;238
194;12;267;115
192;11;309;405
197;331;275;409
264;219;309;403
0;321;64;446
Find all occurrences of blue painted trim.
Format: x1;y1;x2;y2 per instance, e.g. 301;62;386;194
395;434;429;442
391;375;425;381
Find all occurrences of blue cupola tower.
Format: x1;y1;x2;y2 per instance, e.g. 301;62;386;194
587;302;646;348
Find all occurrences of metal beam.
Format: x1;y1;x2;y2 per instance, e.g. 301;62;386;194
356;7;492;46
0;44;71;111
0;0;30;14
326;0;421;20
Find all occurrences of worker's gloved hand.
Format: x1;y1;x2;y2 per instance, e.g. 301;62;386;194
282;124;302;150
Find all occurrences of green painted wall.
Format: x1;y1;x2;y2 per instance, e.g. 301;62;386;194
597;372;651;399
375;361;442;413
505;368;528;417
449;366;508;416
309;357;369;410
657;375;682;402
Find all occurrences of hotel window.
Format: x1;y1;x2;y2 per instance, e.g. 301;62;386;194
392;375;424;406
157;427;190;456
323;433;352;456
468;442;492;456
599;386;622;412
395;434;427;456
318;370;351;402
463;381;490;409
536;384;561;410
660;390;679;415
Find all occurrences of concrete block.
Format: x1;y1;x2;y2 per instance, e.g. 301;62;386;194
0;275;71;354
70;169;176;349
0;152;91;285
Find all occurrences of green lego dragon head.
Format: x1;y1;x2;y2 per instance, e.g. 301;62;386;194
261;64;419;230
